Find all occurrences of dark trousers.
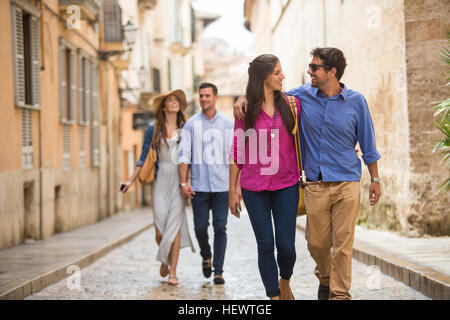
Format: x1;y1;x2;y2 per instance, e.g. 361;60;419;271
191;192;228;275
241;183;298;297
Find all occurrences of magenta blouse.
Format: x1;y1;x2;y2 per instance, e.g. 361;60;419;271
230;96;301;192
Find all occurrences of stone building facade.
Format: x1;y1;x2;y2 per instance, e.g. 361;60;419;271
244;0;449;236
0;0;110;250
0;0;209;250
118;0;211;210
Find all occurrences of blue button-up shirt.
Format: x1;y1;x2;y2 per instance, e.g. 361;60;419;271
287;83;380;182
178;111;234;192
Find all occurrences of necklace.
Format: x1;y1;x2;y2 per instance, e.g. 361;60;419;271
262;109;277;139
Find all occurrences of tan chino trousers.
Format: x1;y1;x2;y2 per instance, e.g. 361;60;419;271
304;181;361;300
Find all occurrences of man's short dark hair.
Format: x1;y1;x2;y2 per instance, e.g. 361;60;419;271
199;82;218;95
311;47;347;81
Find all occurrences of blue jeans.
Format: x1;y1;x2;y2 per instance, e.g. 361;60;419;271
242;183;298;297
191;192;228;275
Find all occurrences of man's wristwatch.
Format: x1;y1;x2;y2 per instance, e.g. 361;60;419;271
179;182;187;188
371;178;382;184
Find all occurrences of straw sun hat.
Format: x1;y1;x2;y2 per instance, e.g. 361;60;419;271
152;89;187;114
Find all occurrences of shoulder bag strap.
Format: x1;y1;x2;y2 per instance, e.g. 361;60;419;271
149;123;157;150
287;96;304;180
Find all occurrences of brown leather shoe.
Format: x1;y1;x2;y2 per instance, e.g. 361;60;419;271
213;274;225;285
202;259;212;278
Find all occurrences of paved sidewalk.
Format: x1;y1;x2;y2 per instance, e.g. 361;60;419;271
0;209;153;300
296;216;450;299
0;207;448;300
25;208;429;300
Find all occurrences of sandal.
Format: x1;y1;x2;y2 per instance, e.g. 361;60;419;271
168;275;179;286
160;264;169;277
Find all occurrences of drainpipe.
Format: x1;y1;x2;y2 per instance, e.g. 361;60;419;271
38;0;44;239
98;6;105;219
40;0;45;71
38;100;43;239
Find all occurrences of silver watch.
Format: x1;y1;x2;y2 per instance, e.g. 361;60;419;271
371;178;382;184
179;182;187;188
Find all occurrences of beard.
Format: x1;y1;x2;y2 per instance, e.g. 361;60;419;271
311;76;327;89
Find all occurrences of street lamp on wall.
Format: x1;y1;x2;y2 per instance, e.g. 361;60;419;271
99;20;137;60
123;20;138;47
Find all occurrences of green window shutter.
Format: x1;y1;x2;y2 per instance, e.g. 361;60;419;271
168;59;172;91
190;5;196;43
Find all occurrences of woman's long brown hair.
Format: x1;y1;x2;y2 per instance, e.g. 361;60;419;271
153;95;186;150
245;54;294;133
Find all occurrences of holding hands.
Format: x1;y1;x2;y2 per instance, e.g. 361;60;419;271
180;183;196;199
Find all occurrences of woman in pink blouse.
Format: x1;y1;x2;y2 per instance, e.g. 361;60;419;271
229;54;301;300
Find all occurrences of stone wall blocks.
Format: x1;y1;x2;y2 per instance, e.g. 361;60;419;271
404;0;443;21
406;19;442;43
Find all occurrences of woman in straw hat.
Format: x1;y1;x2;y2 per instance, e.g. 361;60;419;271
121;89;195;286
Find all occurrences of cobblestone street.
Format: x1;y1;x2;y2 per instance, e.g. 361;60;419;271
26;208;430;300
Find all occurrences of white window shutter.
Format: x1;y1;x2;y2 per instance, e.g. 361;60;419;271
21;109;33;169
84;60;91;124
78;54;84;124
30;16;40;109
70;49;76;122
58;44;67;122
91;65;100;167
63;125;70;170
12;5;25;108
80;128;85;168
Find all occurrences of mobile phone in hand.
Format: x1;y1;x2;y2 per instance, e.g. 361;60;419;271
120;184;127;192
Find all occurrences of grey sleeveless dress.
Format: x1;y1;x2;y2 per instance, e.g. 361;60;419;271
151;133;195;265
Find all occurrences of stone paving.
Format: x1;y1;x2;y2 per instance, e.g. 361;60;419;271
26;208;430;300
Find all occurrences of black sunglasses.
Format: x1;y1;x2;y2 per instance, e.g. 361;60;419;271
308;63;333;72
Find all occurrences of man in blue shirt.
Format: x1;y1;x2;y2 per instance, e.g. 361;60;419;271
178;83;234;285
234;48;382;300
